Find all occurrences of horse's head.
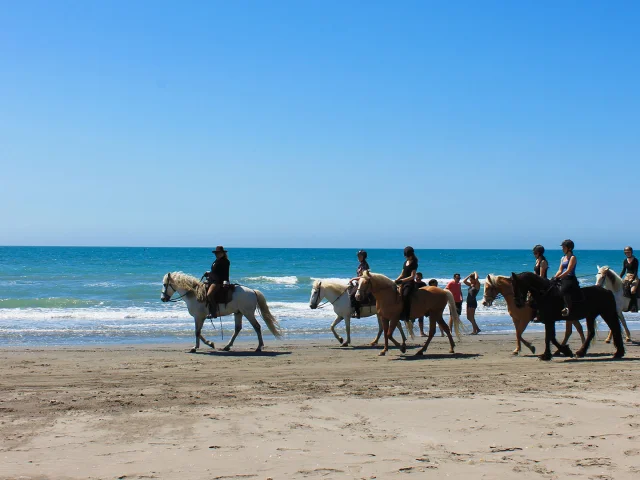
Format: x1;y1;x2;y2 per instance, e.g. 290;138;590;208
309;281;322;309
511;272;528;308
482;274;499;307
596;265;609;288
355;270;371;301
161;272;176;302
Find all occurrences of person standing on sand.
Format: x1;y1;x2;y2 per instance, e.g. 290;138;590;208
414;273;427;336
445;273;463;331
463;272;481;334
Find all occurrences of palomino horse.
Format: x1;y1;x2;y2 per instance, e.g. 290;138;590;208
356;271;462;356
511;272;624;360
482;274;536;355
483;274;585;355
161;272;282;352
595;266;633;343
309;280;409;347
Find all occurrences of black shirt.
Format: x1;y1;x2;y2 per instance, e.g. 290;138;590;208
209;257;230;283
414;280;427;288
401;257;418;279
621;257;639;278
534;256;548;279
356;260;370;277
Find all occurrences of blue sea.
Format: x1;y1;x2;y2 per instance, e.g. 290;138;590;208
0;247;638;346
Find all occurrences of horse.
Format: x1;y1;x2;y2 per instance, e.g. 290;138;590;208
595;266;633;343
510;272;624;360
309;280;409;347
161;272;282;352
483;274;585;355
482;274;537;355
356;271;462;356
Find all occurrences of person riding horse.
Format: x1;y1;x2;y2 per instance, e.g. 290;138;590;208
621;246;639;312
532;244;548;278
205;246;230;317
395;246;418;320
349;250;370;318
552;239;579;317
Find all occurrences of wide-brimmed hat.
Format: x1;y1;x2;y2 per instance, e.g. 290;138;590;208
212;245;228;253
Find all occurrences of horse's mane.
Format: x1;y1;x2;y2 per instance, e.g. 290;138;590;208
313;279;348;294
487;274;514;295
166;271;208;302
599;266;623;290
362;271;397;290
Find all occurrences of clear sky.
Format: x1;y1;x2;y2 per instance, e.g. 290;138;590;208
1;1;638;249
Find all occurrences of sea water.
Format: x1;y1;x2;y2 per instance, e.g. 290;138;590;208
0;247;637;346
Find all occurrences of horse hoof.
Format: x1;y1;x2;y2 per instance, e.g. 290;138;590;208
338;337;344;344
625;337;632;343
255;347;262;352
340;342;350;348
613;351;625;359
575;349;585;358
188;347;197;353
223;346;231;352
512;350;519;356
378;350;387;357
604;339;611;344
414;350;424;357
400;344;407;354
562;347;573;358
208;343;215;349
530;346;536;354
369;342;378;347
552;350;563;357
449;349;455;354
539;353;552;361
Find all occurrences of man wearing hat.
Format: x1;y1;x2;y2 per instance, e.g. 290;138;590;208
205;246;230;317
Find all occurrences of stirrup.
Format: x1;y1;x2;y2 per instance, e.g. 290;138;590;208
561;307;570;317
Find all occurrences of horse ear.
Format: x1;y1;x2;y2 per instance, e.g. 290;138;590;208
597;265;600;271
511;272;518;283
486;274;491;285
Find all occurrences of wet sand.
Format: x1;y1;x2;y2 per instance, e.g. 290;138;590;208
1;332;639;479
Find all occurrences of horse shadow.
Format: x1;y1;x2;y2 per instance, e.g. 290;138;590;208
192;350;292;357
396;353;481;361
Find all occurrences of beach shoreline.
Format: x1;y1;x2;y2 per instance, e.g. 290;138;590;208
1;332;639;479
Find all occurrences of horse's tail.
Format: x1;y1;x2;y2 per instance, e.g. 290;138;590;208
404;319;415;339
445;289;464;339
255;290;283;339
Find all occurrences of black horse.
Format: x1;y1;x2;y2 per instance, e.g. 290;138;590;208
510;272;624;361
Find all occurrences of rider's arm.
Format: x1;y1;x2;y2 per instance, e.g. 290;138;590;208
620;260;627;278
463;275;472;287
557;256;577;279
553;259;564;279
540;260;548;278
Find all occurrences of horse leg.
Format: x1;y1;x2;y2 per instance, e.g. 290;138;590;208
386;318;406;353
330;316;344;344
223;313;243;351
397;321;407;346
415;318;436;356
602;309;625;359
575;317;596;358
619;313;631;341
190;316;209;353
244;311;264;352
343;316;352;347
539;319;554;361
371;315;383;346
551;322;573;358
573;320;585;344
379;318;390;356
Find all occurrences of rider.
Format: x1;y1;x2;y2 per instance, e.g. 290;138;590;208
553;239;578;317
205;246;230;317
533;245;548;278
620;246;639;312
349;250;370;318
395;246;418;320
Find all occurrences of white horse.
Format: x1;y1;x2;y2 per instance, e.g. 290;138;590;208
161;272;282;352
309;280;410;347
595;266;633;343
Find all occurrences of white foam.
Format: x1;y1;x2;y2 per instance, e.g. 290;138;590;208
310;277;350;285
245;276;299;285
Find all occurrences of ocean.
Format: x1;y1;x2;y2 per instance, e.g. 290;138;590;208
0;247;637;346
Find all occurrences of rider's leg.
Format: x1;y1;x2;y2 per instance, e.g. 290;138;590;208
207;283;219;317
402;284;412;320
560;278;573;316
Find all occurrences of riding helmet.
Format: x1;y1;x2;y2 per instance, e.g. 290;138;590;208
532;244;545;255
403;246;415;257
560;239;575;250
357;250;368;260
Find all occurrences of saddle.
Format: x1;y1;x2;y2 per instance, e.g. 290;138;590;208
622;280;633;298
213;283;236;305
348;284;375;308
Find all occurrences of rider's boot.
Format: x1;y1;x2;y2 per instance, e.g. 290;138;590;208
561;295;571;317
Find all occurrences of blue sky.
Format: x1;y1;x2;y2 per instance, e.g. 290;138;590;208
1;1;638;249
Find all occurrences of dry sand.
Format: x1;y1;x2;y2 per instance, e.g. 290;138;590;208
1;332;639;479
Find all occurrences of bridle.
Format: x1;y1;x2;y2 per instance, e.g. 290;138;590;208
310;281;348;309
161;274;188;303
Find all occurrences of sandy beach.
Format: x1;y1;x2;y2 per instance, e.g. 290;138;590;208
1;332;639;479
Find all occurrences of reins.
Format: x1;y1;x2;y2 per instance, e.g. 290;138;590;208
313;282;349;309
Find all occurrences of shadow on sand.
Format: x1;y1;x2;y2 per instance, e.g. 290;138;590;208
191;350;292;357
396;353;481;361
